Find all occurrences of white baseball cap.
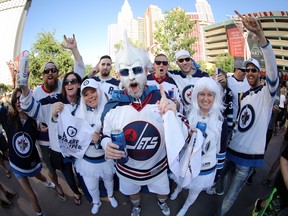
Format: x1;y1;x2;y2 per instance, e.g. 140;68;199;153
243;58;260;71
175;50;191;60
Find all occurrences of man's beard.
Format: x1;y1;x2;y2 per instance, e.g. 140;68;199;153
44;78;58;92
101;70;110;77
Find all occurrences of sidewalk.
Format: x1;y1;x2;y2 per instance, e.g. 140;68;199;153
0;128;284;216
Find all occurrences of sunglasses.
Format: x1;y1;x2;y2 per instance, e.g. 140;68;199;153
43;68;58;74
245;68;258;73
177;57;191;63
63;78;78;86
154;61;168;66
238;68;246;72
119;66;143;76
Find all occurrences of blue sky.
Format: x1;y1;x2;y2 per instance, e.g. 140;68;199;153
21;0;287;65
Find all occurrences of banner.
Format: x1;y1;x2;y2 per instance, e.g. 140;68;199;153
57;106;94;158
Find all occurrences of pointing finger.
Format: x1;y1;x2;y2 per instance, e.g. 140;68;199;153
234;10;244;20
159;85;167;99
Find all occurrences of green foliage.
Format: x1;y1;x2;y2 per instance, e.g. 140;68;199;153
85;64;93;77
153;7;197;63
28;31;74;87
0;83;12;93
215;53;234;73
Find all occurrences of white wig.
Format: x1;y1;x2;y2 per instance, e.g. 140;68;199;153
188;77;225;152
114;33;152;71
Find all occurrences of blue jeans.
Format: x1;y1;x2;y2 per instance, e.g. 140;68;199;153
217;158;254;216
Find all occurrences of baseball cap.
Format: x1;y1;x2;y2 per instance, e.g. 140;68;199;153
81;78;100;93
234;60;244;69
44;61;58;70
243;58;260;71
175;50;191;60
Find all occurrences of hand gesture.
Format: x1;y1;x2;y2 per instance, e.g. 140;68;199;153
235;10;266;45
88;63;100;77
62;34;77;50
158;85;177;115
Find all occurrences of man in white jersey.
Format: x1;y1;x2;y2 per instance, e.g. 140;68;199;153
88;55;120;100
227;60;250;124
101;39;189;216
168;50;209;116
147;54;182;111
27;34;85;198
216;11;279;216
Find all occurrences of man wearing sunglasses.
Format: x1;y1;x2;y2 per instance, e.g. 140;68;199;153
227;60;250;124
101;40;189;216
20;34;85;200
168;50;209;116
147;54;182;111
88;55;120;100
216;11;279;216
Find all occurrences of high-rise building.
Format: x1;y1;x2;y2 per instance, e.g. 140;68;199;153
195;0;215;23
109;0;141;60
0;0;32;86
144;5;163;49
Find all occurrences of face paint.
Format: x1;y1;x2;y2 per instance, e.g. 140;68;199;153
119;61;147;99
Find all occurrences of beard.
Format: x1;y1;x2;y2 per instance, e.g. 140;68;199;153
121;73;147;99
44;77;58;92
100;70;110;77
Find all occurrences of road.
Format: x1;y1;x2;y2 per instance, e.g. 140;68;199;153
0;128;285;216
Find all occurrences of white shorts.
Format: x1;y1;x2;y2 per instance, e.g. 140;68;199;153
119;175;170;196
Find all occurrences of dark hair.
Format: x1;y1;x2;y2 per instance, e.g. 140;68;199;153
61;72;82;99
8;88;36;130
99;55;112;61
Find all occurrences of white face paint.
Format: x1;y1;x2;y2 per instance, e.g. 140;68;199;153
119;60;147;99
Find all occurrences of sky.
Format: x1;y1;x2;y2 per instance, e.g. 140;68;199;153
21;0;288;66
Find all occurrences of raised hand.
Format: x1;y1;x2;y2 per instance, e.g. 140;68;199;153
62;34;77;50
234;10;266;45
158;85;177;115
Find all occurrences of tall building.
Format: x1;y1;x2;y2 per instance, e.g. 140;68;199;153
109;0;142;60
144;5;163;49
0;0;32;86
195;0;215;23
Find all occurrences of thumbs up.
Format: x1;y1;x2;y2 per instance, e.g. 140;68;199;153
158;85;177;115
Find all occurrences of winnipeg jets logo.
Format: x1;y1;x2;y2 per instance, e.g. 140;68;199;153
124;121;161;161
238;104;255;132
12;132;33;158
182;85;194;105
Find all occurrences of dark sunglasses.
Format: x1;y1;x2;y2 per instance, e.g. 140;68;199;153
238;68;246;72
43;68;58;74
119;66;143;76
154;61;168;66
245;68;258;73
63;78;78;86
16;96;20;101
177;58;191;63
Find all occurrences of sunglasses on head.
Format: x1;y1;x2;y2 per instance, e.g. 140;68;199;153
154;61;168;66
119;66;143;76
63;78;78;86
245;68;258;73
177;58;191;63
43;68;58;74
